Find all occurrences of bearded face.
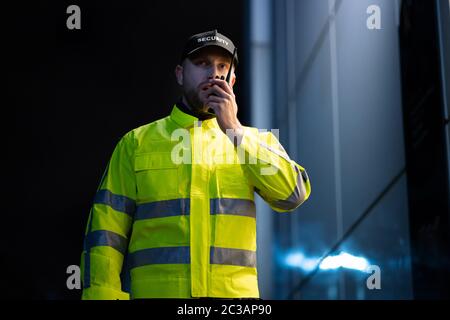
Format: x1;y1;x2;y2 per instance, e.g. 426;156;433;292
176;46;235;114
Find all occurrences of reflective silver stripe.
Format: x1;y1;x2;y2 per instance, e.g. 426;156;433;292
128;246;190;269
259;141;291;162
94;189;136;217
135;198;190;220
300;168;309;183
210;198;256;218
134;198;254;220
210;246;256;268
84;230;128;255
269;165;305;210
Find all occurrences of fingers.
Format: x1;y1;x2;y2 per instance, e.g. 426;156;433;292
205;94;228;114
205;85;231;101
205;95;224;111
202;79;237;115
208;79;234;96
206;101;221;113
205;95;225;103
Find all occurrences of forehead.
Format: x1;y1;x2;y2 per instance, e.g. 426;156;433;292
188;46;232;62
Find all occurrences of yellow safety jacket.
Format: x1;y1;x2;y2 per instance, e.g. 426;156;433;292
81;104;311;299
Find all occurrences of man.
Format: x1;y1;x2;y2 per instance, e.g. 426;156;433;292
81;29;311;300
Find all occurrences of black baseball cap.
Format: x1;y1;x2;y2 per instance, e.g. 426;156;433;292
180;29;238;65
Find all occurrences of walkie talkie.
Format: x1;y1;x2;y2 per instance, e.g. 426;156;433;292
225;47;237;84
207;47;237;115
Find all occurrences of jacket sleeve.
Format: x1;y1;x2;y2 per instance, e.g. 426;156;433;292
80;131;136;300
236;128;311;212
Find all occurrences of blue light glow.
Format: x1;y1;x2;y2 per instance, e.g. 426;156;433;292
284;251;371;273
319;252;370;271
284;252;318;272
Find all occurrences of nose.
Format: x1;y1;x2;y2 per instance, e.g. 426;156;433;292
208;65;225;80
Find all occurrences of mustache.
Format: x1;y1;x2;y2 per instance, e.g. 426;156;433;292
197;81;213;92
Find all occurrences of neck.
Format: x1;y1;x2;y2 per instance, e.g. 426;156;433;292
178;96;215;120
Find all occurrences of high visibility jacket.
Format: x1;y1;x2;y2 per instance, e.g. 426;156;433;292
81;105;311;299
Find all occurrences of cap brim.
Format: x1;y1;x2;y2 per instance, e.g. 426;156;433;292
185;43;238;64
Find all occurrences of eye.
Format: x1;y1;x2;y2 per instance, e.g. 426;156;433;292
195;59;208;67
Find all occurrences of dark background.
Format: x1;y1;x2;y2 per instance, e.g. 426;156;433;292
6;0;248;299
5;0;450;300
399;0;450;299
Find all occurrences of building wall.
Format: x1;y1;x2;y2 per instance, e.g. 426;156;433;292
250;0;413;299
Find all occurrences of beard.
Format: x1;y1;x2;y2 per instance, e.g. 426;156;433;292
184;86;207;113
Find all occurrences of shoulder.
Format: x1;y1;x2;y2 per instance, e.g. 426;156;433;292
121;116;171;144
131;116;170;136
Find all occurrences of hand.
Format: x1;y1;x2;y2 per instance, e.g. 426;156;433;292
201;79;244;144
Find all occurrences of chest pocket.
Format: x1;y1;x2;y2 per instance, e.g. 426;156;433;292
135;153;179;202
214;160;253;199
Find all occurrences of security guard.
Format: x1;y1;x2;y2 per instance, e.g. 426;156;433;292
81;30;311;299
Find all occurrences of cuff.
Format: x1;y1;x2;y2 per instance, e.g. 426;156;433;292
82;286;130;300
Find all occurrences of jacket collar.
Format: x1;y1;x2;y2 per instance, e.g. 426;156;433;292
170;104;218;129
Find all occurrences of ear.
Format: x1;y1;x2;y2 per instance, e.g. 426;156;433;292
175;65;184;86
231;72;237;87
